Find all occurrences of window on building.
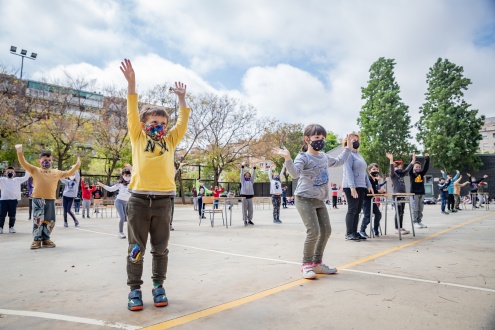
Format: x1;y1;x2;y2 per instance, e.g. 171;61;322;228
483;143;489;148
482;133;488;138
260;162;264;167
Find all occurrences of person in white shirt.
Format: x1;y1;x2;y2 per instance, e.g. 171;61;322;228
0;167;30;234
97;168;132;239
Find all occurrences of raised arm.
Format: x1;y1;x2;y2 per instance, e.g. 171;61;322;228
60;158;81;178
386;153;396;178
17;170;31;184
422;154;430;174
120;59;142;141
251;167;257;182
452;170;460;181
167;82;190;148
326;147;351;168
15;145;36;174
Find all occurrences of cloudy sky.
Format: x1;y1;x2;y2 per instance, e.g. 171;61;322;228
1;0;494;139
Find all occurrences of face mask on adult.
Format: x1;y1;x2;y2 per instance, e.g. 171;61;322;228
7;172;14;178
352;141;360;149
395;169;403;175
41;160;51;169
244;177;251;181
309;139;325;152
145;124;165;141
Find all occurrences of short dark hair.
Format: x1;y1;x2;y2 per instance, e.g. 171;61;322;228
40;151;52;158
139;105;170;123
6;166;14;170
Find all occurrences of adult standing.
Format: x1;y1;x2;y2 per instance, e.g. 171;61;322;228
342;134;372;241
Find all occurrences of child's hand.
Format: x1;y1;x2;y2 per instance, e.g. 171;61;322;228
171;82;187;98
120;59;135;82
440;169;444;173
15;144;22;153
76;157;81;166
424;153;429;157
385;152;393;161
484;174;488;178
272;147;291;160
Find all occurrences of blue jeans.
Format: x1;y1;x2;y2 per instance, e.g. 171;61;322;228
361;197;381;234
440;192;448;212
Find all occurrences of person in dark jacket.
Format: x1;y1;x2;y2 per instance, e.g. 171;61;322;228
409;153;429;228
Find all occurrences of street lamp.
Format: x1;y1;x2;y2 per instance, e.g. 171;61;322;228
9;45;38;114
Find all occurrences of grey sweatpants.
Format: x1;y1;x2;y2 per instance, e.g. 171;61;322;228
126;194;171;290
295;196;331;264
82;199;91;216
114;198;127;233
410;195;424;224
242;198;253;222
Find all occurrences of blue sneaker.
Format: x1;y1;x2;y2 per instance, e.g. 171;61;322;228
128;289;143;311
152;286;168;307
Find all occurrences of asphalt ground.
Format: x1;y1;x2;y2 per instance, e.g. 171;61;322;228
0;202;494;330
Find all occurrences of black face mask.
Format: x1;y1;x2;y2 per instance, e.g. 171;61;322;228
7;172;14;178
395;169;403;175
310;139;325;152
370;171;379;177
352;141;360;149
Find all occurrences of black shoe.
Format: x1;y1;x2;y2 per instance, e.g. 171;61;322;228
244;220;248;226
82;214;85;218
373;231;380;237
248;220;254;225
345;233;360;241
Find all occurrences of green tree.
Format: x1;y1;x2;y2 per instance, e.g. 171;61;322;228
416;58;485;171
322;131;340;153
358;57;415;173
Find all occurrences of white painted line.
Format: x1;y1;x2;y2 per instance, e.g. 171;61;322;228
341;269;495;293
72;227;300;265
170;243;301;265
0;309;139;329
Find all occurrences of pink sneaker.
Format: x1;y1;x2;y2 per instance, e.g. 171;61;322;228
301;263;317;279
312;262;337;274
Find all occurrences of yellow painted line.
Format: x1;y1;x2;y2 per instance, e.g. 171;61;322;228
141;212;494;330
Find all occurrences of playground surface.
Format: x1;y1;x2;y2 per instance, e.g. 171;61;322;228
0;203;494;330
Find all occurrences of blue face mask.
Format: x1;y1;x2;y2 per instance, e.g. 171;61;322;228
274;176;280;181
244;177;251;181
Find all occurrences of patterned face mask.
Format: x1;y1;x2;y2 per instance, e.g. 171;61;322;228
41;160;51;169
310;139;325;152
145;124;165;141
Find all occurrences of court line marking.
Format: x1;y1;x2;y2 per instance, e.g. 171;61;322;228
141;212;494;329
0;309;139;330
341;269;495;293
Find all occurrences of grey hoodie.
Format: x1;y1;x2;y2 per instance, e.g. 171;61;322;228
285;147;351;201
60;171;80;198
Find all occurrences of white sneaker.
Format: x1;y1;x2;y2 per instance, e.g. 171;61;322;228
9;227;16;233
312;262;337;274
414;222;427;228
301;264;317;279
118;232;126;239
400;228;410;234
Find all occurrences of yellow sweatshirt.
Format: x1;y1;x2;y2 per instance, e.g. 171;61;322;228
17;153;80;199
127;94;190;195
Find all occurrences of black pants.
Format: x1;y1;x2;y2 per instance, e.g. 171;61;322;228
447;194;455;211
332;196;338;207
0;200;18;228
28;198;33;219
343;187;367;236
361;197;381;233
62;196;77;223
197;196;205;217
394;197;405;229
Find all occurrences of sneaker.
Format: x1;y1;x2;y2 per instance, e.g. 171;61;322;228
312;262;337;274
30;240;41;249
273;219;282;224
276;219;283;223
357;232;367;240
9;227;16;234
152;286;168;307
74;220;79;227
358;231;369;239
42;240;56;248
0;227;3;234
400;228;410;235
301;264;317;279
170;224;174;231
442;212;449;215
247;220;254;225
87;215;91;218
244;220;248;226
414;222;427;228
128;289;143;311
118;232;126;239
64;222;68;227
373;230;380;237
345;233;360;241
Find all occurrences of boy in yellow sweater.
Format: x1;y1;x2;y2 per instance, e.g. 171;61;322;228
120;59;190;311
16;146;80;249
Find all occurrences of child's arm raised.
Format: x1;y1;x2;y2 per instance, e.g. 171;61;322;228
167;82;190;148
326;134;352;167
120;59;141;141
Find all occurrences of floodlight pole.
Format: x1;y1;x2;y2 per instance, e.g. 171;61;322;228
9;46;37;115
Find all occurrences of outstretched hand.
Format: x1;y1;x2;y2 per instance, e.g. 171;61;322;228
273;147;291;160
120;59;136;94
385;152;393;161
15;144;22;153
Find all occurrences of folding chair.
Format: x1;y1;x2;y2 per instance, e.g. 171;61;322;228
200;196;224;227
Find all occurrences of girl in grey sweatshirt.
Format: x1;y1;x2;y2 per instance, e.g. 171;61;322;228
240;164;256;225
275;124;353;280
